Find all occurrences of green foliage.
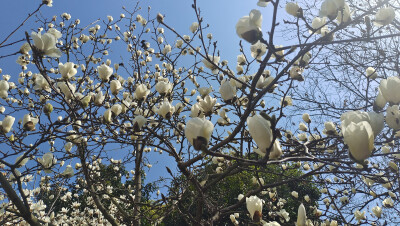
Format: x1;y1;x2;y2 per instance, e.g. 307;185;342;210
163;161;320;225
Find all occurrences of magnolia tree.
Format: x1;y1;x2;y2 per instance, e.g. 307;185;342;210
0;0;400;225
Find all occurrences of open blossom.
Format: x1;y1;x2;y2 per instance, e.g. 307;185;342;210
62;165;74;178
236;9;262;43
155;79;173;95
310;17;327;34
1;116;15;133
185;117;214;150
156;100;175;119
374;7;395;26
386;105;400;130
57;81;76;99
372;206;382;218
379;76;400;105
38;152;57;173
246;196;263;220
31;31;61;57
354;210;366;222
250;40;267;60
97;64;113;82
132;115;146;131
59;62;77;80
134;84;150;100
33;74;51;92
22;114;39;131
202;55;220;74
319;0;344;20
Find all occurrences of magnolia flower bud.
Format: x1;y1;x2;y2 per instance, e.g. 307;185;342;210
246;196;263;222
43;103;53;114
286;2;302;17
297;203;307;226
343;121;374;162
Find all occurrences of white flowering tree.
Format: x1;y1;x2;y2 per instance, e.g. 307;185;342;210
1;0;400;225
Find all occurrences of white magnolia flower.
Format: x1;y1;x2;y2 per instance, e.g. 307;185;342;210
132;115;146;131
155;80;173;95
354;210;366;222
202;55;220;74
372;206;382;218
0;80;9;98
31;31;61;57
299;122;308;131
374;88;387;111
22;114;39;131
379;76;400;104
365;67;378;79
134;84;150;100
250;40;267;60
343;121;374;162
219;79;236;102
374;7;395;26
248;114;282;159
302;113;311;123
236;9;262;43
319;0;344;20
185;117;214;150
337;3;351;23
97;64;113;82
310;17;327;34
38;152;56;173
190;22;199;33
33;74;51;92
297;203;307;226
286;2;301;17
59;62;77;80
57;82;76;99
1;116;15;133
199;95;216;115
290;66;304;81
257;0;270;7
162;44;172;55
198;87;213;97
62;165;74;178
323;121;337;135
156;100;175;119
386;105;400;130
246;195;263;220
104;109;112;123
110;80;123;95
94;91;105;106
